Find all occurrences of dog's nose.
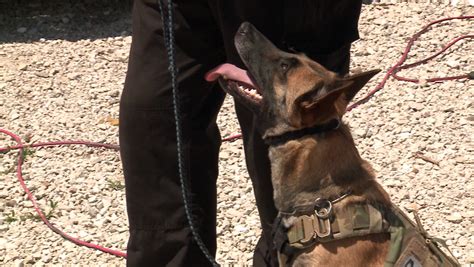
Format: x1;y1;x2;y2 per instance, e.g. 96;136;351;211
238;22;251;35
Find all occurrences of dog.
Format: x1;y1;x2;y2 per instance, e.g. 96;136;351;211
206;22;459;267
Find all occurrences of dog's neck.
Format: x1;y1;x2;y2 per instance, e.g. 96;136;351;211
268;122;390;212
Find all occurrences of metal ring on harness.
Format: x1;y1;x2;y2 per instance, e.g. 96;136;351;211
314;199;333;219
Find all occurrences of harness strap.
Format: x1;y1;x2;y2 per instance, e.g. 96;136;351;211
275;202;460;267
385;206;461;267
286;203;391;247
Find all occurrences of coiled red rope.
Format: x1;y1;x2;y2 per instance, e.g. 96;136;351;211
347;15;473;111
0;15;472;259
0;128;126;257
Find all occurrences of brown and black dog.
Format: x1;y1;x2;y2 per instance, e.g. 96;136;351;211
206;23;458;266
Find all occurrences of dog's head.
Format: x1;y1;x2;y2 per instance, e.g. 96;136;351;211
206;22;380;138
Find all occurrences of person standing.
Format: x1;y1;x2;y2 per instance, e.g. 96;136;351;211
119;0;363;266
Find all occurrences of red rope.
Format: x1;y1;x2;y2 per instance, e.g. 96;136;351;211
0;129;126;258
347;15;473;111
0;15;472;259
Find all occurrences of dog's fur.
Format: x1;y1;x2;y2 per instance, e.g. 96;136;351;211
219;23;395;266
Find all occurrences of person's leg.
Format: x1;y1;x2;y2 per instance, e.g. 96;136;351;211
207;2;283;265
211;1;363;266
119;0;225;266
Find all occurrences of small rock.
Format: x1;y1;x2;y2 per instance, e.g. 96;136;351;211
467;250;474;263
0;238;7;249
25;256;35;264
42;255;51;263
406;203;421;211
108;90;120;97
30;252;41;260
446;60;459;68
0;225;8;232
5;199;17;207
14;259;24;267
35;71;50;78
67;73;80;80
18;63;28;71
354;128;366;138
408;102;424;111
462;211;474;218
234;225;248;233
456;237;468;247
88;208;99;218
61;17;70;24
446;213;463;223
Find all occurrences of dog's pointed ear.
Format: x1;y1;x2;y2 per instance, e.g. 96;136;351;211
339;69;381;103
294;69;380;126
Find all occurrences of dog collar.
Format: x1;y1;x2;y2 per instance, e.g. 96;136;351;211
263;119;340;147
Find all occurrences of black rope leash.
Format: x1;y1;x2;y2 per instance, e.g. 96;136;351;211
157;0;220;265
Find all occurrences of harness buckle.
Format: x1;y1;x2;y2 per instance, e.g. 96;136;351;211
314;199;333;238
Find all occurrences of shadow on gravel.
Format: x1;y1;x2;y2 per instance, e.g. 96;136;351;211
0;0;132;43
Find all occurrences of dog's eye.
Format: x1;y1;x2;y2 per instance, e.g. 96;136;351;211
280;62;289;71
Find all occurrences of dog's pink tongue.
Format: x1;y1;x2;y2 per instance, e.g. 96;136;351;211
205;63;258;89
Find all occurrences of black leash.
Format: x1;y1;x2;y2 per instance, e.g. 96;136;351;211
157;0;219;265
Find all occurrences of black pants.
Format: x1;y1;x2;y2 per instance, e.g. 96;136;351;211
119;0;362;266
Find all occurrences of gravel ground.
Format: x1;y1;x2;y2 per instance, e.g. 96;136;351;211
1;2;473;266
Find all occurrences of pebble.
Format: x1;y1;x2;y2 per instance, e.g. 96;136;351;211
14;260;24;267
0;238;8;248
35;71;50;78
462;211;474;218
445;60;459;68
468;251;474;263
446;213;463;223
457;237;468;247
6;200;17;207
0;225;9;232
18;63;29;71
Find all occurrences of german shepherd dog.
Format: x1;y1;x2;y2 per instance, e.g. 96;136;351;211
206;23;458;266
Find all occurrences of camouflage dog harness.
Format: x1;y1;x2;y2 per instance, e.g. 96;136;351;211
272;198;460;266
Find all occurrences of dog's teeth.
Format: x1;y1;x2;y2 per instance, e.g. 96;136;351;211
236;83;262;101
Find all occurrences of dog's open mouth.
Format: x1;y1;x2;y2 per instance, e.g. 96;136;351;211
205;63;262;104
